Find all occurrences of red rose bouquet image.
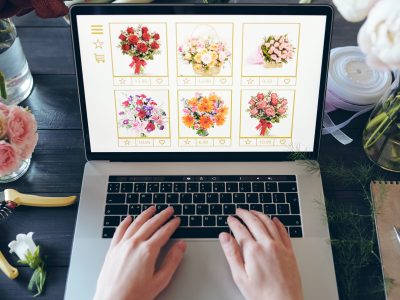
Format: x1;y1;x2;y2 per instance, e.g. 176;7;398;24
118;25;161;74
0;103;38;177
118;94;167;138
181;92;229;137
247;91;288;136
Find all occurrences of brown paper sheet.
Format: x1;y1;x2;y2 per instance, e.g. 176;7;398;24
371;181;400;300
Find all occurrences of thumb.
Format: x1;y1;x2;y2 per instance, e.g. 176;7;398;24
154;240;187;292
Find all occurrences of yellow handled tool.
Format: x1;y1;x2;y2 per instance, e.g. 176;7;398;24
0;251;18;279
4;189;76;207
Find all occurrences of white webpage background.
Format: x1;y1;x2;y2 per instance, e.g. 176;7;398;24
76;15;326;153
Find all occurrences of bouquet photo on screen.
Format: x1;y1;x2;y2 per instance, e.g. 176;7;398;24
178;37;231;76
259;34;295;68
181;92;229;136
118;25;161;74
118;94;167;138
247;91;288;136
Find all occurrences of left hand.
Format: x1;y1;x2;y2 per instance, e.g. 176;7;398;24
93;206;187;300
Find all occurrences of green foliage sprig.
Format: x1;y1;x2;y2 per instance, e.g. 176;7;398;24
18;246;47;297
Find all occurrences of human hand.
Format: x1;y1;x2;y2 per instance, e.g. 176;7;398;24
94;206;186;300
219;209;303;300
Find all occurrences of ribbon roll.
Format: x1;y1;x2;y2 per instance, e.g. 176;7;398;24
323;46;392;145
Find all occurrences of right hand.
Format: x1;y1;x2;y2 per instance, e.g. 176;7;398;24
219;209;303;300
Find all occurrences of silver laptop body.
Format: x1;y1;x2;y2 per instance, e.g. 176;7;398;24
66;4;338;300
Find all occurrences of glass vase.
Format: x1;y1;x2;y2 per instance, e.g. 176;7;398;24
0;19;33;106
363;82;400;172
0;159;31;183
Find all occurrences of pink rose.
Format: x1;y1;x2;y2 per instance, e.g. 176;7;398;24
281;99;288;106
271;54;278;60
271;98;278;106
0;111;7;139
122;100;130;107
249;99;256;106
278;107;287;115
19;133;38;160
274;42;279;47
271;93;278;99
256;101;268;109
264;107;275;117
256;93;264;100
7;106;37;148
268;48;274;54
250;108;258;116
0;102;10;117
0;141;20;176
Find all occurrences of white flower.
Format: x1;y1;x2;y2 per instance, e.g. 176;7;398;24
332;0;378;22
8;232;36;261
218;51;227;62
357;0;400;69
201;52;212;65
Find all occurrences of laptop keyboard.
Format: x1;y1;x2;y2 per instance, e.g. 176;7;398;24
103;175;302;239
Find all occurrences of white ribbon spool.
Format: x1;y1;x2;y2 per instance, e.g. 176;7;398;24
323;46;392;145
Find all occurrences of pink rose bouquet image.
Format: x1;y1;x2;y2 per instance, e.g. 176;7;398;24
118;25;161;74
0;103;38;176
247;91;288;136
179;37;231;76
118;94;167;138
253;34;295;68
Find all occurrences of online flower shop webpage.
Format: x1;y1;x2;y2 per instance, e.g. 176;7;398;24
76;14;327;152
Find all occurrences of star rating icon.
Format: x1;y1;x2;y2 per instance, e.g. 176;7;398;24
93;39;104;49
245;139;251;145
246;78;254;85
119;78;126;85
124;140;130;146
184;139;191;145
182;78;190;85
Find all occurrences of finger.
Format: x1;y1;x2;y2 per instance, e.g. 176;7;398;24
110;215;132;248
236;208;269;241
250;210;282;242
148;217;181;248
227;215;253;248
273;217;292;249
134;206;175;241
123;206;156;240
219;232;246;283
154;240;187;292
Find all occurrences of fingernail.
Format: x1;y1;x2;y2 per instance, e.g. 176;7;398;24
177;240;187;251
219;232;230;243
124;215;131;222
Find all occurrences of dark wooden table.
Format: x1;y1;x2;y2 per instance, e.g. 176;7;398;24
1;1;399;299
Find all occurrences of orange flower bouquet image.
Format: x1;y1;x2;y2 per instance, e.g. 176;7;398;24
181;92;229;136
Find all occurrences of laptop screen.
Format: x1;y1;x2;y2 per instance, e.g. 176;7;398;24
75;13;327;153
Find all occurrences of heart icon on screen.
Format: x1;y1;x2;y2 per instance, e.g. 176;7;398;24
156;78;163;84
220;78;227;84
219;139;226;144
284;79;290;84
159;140;165;145
280;139;286;144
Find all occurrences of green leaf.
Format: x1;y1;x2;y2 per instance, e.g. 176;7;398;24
0;71;6;100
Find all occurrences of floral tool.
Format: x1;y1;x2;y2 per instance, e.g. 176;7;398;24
0;189;76;221
0;250;18;279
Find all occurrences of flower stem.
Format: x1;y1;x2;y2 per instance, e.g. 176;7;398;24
0;71;6;100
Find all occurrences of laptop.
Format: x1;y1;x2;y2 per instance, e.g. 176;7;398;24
66;4;338;300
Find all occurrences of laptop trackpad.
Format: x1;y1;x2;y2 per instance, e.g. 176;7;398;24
157;240;243;300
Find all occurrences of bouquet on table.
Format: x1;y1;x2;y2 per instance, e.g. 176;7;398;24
118;94;167;137
259;34;295;68
118;25;161;74
179;37;231;76
181;92;229;136
0;103;38;177
247;91;288;136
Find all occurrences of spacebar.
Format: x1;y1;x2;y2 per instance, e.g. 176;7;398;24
172;227;230;238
